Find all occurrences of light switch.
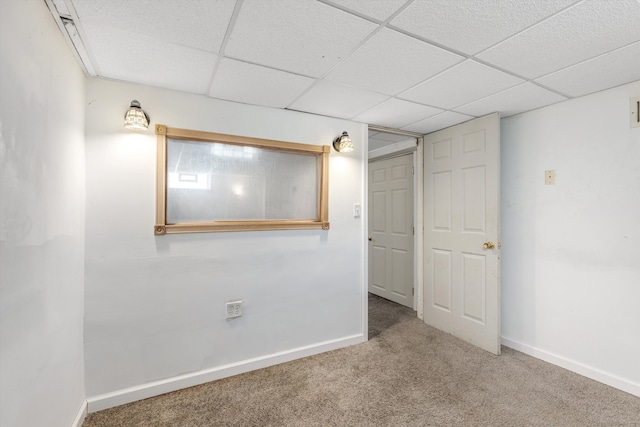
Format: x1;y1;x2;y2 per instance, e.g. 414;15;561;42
545;170;556;185
353;204;361;218
631;97;640;128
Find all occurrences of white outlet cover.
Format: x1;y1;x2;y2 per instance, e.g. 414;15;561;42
545;169;556;185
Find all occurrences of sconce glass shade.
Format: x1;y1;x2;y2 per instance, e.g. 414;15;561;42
124;100;149;130
333;131;354;153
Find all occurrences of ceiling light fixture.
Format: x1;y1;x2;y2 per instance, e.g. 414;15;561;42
333;131;353;153
124;100;150;130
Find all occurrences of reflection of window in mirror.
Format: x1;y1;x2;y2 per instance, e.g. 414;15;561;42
155;125;330;235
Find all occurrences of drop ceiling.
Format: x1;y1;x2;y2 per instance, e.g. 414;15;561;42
47;0;640;135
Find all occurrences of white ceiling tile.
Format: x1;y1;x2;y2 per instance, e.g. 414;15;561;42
209;59;315;108
369;135;415;151
71;0;235;53
401;111;474;134
454;83;567;118
225;0;378;77
354;98;443;128
477;0;640;79
288;81;388;119
398;60;524;109
326;28;463;95
535;42;640;98
326;0;410;21
53;0;640;131
390;0;578;55
368;131;412;143
367;138;388;151
84;24;217;94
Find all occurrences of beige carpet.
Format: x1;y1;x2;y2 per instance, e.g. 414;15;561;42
83;294;640;426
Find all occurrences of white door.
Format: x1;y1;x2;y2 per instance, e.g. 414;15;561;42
368;154;414;308
423;114;500;354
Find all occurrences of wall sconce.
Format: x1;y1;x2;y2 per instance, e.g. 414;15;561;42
333;131;353;153
124;100;149;130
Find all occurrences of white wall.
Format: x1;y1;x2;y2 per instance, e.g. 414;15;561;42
84;78;366;403
501;80;640;396
0;1;86;426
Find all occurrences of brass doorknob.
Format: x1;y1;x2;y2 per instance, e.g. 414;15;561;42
483;241;495;249
368;236;372;241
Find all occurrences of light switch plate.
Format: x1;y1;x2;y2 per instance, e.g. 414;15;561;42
353;204;361;218
631;97;640;128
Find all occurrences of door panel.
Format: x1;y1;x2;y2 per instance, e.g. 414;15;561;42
433;171;452;230
368;154;414;308
462;253;485;322
372;191;386;231
371;246;386;293
433;249;452;311
423;114;500;354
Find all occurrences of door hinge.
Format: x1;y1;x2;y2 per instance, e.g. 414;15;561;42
412;166;415;175
412;288;415;296
412;226;414;235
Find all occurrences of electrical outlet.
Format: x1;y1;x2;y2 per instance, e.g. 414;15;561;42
226;300;242;319
545;170;556;185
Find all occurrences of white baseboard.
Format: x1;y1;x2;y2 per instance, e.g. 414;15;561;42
501;336;640;398
71;400;87;427
87;334;363;413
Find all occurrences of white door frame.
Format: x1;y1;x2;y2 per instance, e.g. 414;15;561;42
363;126;425;341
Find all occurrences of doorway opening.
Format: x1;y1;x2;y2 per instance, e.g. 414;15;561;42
366;115;501;354
367;126;424;338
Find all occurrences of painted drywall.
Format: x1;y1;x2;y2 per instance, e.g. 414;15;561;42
84;78;366;398
0;1;86;426
501;80;640;395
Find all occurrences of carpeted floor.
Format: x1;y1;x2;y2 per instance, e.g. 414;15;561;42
83;294;640;426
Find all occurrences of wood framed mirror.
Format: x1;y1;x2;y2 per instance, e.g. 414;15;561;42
154;125;330;235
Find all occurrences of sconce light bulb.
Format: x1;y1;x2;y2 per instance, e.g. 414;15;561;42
333;131;354;153
124;99;150;130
